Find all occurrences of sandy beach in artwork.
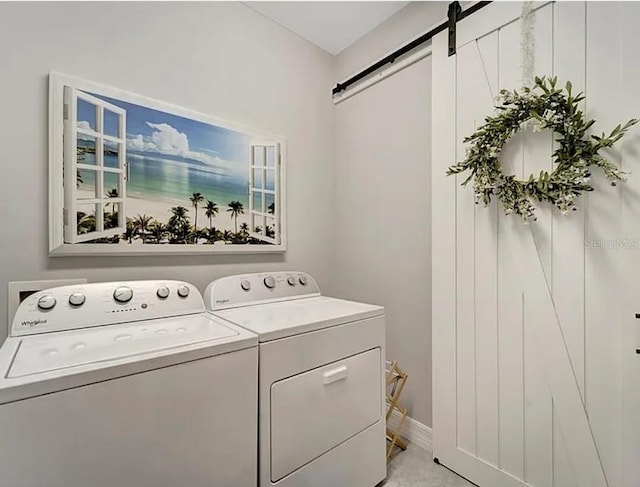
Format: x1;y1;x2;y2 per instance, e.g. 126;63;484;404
126;194;251;233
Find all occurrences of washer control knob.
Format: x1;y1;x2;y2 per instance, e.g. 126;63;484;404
264;276;276;289
287;276;296;286
299;275;308;286
113;286;133;303
156;286;170;299
37;295;57;310
68;293;86;307
241;280;251;291
177;285;190;298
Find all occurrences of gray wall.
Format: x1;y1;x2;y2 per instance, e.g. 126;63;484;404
330;2;448;427
0;2;335;343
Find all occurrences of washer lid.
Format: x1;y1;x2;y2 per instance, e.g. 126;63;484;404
7;313;239;378
213;296;384;342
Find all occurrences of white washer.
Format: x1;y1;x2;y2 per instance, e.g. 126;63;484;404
0;280;258;487
205;271;386;487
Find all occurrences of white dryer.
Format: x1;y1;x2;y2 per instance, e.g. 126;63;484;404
0;280;258;487
204;271;386;487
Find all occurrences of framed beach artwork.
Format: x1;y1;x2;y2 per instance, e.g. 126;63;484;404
48;73;286;256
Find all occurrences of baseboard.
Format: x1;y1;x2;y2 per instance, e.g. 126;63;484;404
387;409;433;452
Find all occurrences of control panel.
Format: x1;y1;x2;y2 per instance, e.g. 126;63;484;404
204;272;320;311
11;281;203;337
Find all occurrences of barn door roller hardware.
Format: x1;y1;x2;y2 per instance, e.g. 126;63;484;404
448;1;494;56
332;1;492;96
447;1;462;56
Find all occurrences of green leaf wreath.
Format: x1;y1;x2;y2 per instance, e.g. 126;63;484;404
447;76;638;221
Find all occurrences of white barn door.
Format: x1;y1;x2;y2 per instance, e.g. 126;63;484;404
432;2;640;487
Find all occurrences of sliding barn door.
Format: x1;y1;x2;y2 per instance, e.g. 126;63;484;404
433;2;640;487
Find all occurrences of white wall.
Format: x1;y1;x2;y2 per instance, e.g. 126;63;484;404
0;2;335;343
331;2;448;427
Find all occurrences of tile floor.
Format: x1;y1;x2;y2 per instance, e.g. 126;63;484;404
381;444;475;487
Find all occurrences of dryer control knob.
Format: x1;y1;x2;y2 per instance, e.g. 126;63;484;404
113;286;133;303
156;286;170;299
299;275;308;286
68;293;86;307
37;295;56;310
287;276;296;286
264;276;276;289
177;285;190;298
241;280;251;291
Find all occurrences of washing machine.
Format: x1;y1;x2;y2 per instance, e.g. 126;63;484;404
0;280;258;487
204;271;386;487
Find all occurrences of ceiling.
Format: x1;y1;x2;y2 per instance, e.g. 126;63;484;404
244;1;410;55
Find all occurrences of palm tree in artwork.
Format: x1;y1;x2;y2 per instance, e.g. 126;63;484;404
106;188;119;213
223;230;234;243
266;225;275;239
204;200;219;234
227;201;244;234
190;192;204;242
133;214;153;244
170;206;189;221
168;206;190;243
149;221;168;244
123;218;137;244
203;227;222;244
77;211;96;234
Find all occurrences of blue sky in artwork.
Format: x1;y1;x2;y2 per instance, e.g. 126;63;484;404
76;91;250;169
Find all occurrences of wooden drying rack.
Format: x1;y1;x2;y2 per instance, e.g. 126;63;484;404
385;360;408;459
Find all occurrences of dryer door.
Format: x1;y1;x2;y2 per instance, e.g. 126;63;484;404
270;347;382;482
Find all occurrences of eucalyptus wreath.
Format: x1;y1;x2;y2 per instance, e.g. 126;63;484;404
447;76;638;221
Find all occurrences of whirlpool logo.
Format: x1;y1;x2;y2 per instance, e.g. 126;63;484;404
21;319;47;328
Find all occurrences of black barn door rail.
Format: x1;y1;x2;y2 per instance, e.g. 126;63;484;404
332;1;492;96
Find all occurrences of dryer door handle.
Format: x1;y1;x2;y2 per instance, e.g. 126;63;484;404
322;365;348;385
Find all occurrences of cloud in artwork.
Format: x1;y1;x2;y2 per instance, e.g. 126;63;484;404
77;120;96;141
77;120;92;131
146;122;190;154
127;122;233;169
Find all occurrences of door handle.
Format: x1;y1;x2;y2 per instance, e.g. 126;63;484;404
323;365;348;385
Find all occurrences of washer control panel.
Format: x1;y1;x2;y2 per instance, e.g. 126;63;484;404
204;272;320;311
11;281;204;337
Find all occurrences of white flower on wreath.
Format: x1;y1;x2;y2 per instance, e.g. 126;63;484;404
532;119;547;132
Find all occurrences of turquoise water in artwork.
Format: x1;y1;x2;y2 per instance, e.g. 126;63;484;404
78;145;249;208
127;154;248;207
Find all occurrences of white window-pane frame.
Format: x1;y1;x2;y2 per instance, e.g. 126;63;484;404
249;142;280;244
63;87;126;243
